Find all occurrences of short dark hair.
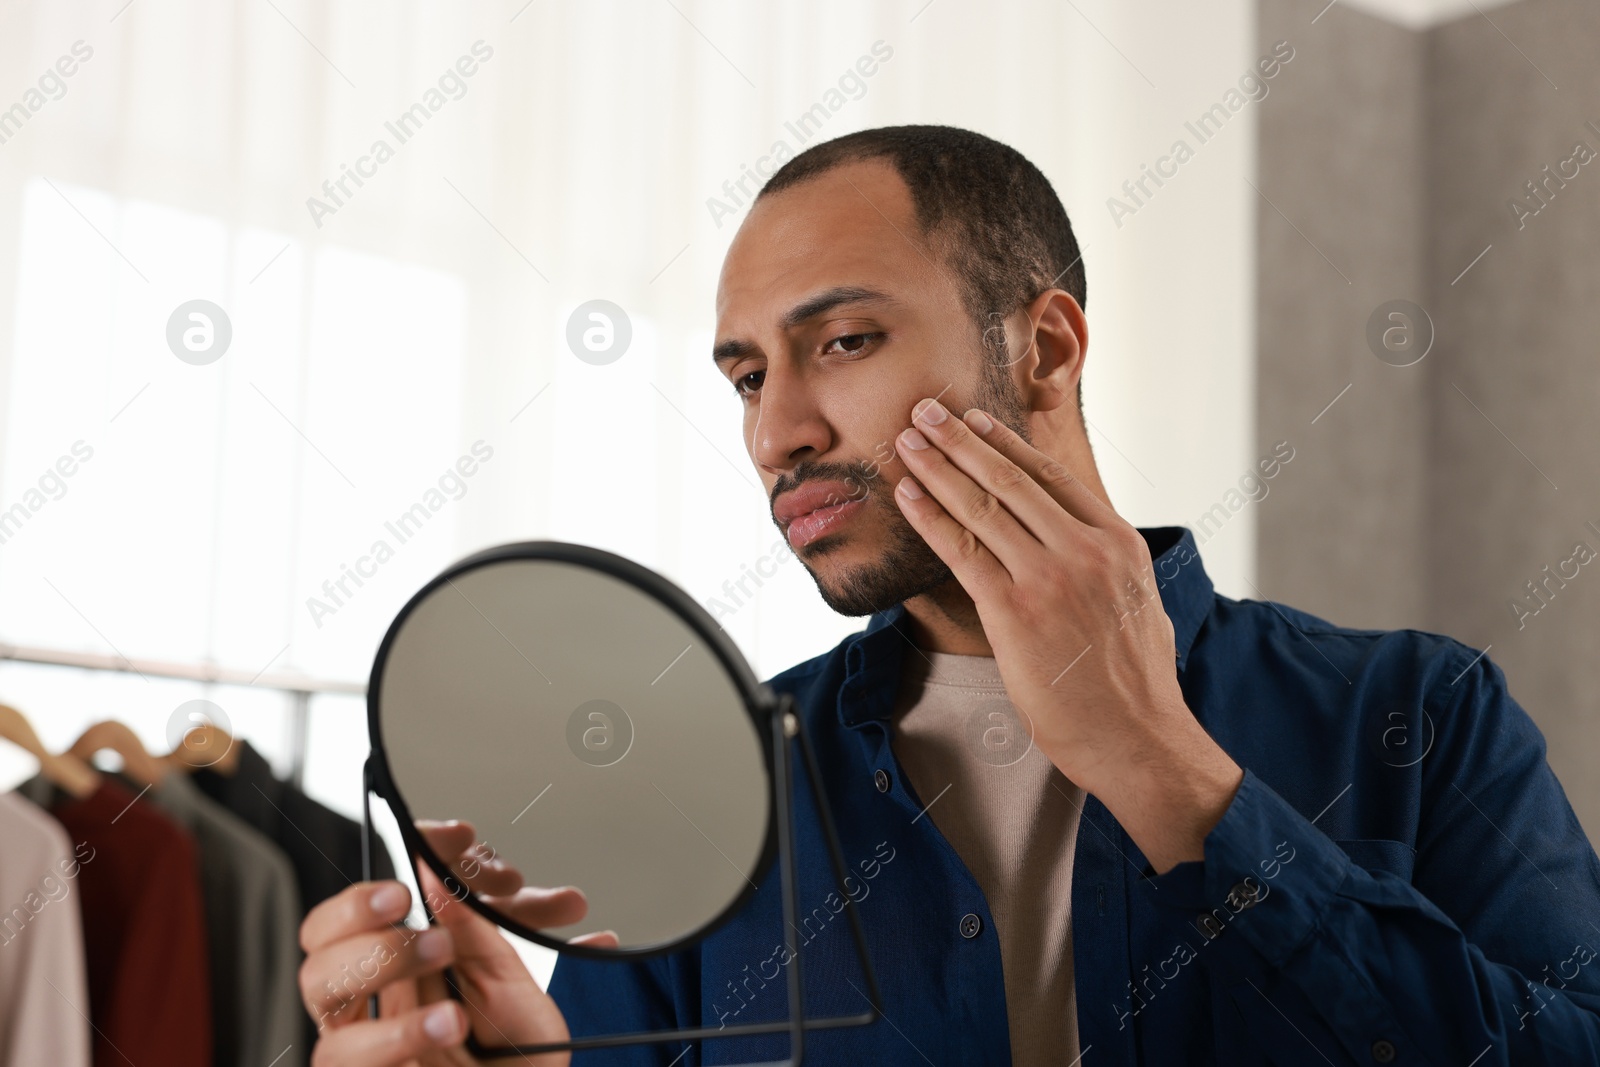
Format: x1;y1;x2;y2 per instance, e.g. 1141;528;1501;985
756;124;1086;414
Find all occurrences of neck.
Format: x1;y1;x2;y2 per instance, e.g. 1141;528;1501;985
902;578;992;655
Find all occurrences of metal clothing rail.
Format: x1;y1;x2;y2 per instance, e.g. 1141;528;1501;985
0;642;366;788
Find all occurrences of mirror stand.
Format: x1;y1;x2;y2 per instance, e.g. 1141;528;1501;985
361;691;882;1065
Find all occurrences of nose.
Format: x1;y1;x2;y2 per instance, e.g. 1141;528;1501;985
750;360;831;475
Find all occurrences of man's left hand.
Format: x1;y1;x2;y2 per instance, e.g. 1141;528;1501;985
891;397;1243;872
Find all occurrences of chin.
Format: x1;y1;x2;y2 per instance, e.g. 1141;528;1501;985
796;522;953;619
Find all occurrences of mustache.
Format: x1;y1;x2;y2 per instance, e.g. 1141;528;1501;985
769;459;888;520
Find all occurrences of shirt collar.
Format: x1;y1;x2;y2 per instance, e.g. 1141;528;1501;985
191;739;282;824
837;525;1214;728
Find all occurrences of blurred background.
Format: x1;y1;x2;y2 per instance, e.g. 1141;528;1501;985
0;0;1595;980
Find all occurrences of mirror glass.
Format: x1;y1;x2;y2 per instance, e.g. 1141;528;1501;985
375;553;771;952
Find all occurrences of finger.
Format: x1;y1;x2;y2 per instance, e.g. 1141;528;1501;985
415;864;576;989
896;421;1035;577
417;820;526;897
470;860;529;899
570;929;620;949
300;922;454;1028
908;397;1077;551
416;864;577;1051
415;819;475;856
483;886;593;930
309;1000;466;1067
892;471;1011;595
421;860;590;933
301;881;413;954
959;405;1119;530
414;824;581;931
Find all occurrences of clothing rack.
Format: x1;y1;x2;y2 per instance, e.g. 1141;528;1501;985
0;642;365;788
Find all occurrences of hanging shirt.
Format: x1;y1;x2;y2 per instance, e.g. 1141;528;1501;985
20;775;211;1067
192;741;395;1052
890;649;1083;1066
0;790;92;1067
128;771;304;1067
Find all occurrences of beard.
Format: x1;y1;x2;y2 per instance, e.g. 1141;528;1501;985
771;355;1031;617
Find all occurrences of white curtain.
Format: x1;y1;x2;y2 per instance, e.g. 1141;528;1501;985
0;0;1257;812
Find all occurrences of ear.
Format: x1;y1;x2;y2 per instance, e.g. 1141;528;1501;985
1015;289;1087;416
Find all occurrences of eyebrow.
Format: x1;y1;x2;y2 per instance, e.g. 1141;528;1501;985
712;285;898;369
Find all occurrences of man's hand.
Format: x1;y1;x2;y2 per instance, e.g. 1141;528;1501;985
891;396;1243;873
414;819;614;936
298;821;612;1066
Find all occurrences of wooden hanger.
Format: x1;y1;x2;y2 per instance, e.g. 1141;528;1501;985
0;702;101;799
164;721;241;776
68;720;170;788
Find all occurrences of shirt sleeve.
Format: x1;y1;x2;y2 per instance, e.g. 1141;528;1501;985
1144;644;1600;1066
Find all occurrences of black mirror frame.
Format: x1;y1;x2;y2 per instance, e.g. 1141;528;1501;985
361;540;882;1062
365;539;776;961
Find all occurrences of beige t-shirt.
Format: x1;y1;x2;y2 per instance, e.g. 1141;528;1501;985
890;649;1084;1066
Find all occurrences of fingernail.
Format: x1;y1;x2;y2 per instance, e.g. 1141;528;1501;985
416;928;452;963
423;1002;462;1045
966;408;994;435
899;427;930;451
914;398;948;425
897;477;924;499
371;883;408;915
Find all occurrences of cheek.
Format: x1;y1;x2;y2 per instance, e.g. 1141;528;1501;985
819;384;917;457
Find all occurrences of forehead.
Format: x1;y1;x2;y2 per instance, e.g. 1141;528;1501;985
715;159;958;329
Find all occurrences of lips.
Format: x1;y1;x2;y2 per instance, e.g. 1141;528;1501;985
774;480;868;550
774;480;861;525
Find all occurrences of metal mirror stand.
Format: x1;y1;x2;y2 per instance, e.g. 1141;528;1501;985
360;691;882;1066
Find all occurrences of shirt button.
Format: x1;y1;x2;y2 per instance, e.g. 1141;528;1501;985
873;769;890;793
1225;880;1262;910
1370;1039;1396;1063
1195;913;1224;940
959;913;982;939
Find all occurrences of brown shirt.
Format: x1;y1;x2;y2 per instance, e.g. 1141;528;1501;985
891;649;1083;1066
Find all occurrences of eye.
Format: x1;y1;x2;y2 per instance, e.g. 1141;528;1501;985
733;368;765;398
824;332;883;356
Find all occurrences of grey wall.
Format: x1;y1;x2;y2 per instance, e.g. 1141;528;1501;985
1258;0;1600;839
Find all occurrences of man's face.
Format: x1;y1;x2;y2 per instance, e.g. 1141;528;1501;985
714;160;1027;616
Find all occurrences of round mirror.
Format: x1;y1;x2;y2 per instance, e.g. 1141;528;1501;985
368;542;775;955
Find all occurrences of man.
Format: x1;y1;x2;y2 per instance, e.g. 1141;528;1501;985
297;126;1600;1065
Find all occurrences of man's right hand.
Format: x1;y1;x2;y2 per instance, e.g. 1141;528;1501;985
299;822;615;1066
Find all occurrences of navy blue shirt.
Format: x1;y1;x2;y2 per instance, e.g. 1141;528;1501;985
550;526;1600;1064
